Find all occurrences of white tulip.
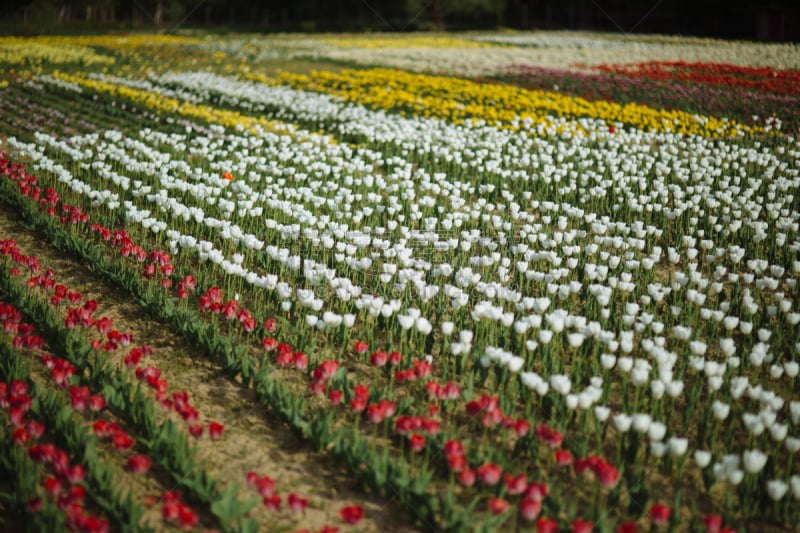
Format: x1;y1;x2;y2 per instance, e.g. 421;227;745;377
742;449;768;474
767;480;788;501
613;414;632;433
594;405;610;422
694;450;712;468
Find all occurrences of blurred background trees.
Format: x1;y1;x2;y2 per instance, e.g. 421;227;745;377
1;0;798;41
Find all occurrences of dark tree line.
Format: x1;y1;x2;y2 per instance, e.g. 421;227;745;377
2;0;798;41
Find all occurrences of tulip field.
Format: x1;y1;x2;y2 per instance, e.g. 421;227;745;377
1;31;799;533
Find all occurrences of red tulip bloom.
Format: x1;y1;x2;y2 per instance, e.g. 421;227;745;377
370;351;388;367
246;471;259;487
222;300;238;320
293;352;308;370
45;476;62;496
95;316;113;334
572;519;594;533
262;337;277;351
616;521;638;533
12;427;30;446
703;514;723;533
163;501;181;522
354;341;369;354
315;360;339;380
66;464;86;484
178;507;199;530
535;424;564;448
596;461;620;489
328;389;343;404
525;482;549;501
555;449;573;466
287;492;308;512
388;351;402;366
458;468;476;487
504;473;528;495
27;496;42;513
208;422;225;439
519;498;542;521
112;433;135;451
409;433;426;453
476;462;502;485
188;424;204;438
339;505;363;525
263;494;282;511
443;439;464;458
447;453;467;473
649;503;671;526
126;455;151;474
88;395;105;412
514;418;531;437
25;420;45;439
537;517;559;533
263;318;277;332
256;476;276;498
488;498;509;515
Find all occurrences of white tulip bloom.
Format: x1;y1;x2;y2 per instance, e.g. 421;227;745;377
767;480;788;501
742;449;768;474
694;450;712;468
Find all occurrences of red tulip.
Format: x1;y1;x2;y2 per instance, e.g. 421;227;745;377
112;433;135;451
617;521;638;533
514;418;531;437
525;482;549;501
27;496;42;513
287;492;308;512
88;395;105;412
293;352;308;370
447;454;467;473
354;341;369;354
256;476;276;498
44;476;62;496
370;351;388;367
263;494;282;511
66;464;86;484
12;427;29;445
25;420;45;439
572;519;594;533
188;424;204;438
339;505;363;525
208;422;225;439
328;389;343;404
649;503;671;526
476;463;502;485
488;497;509;515
178;507;198;530
504;472;528;495
126;455;151;474
703;514;723;533
554;449;573;466
458;468;476;487
596;461;620;489
443;439;464;458
537;517;559;533
535;424;564;448
519;498;542;521
409;433;426;453
262;337;277;351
